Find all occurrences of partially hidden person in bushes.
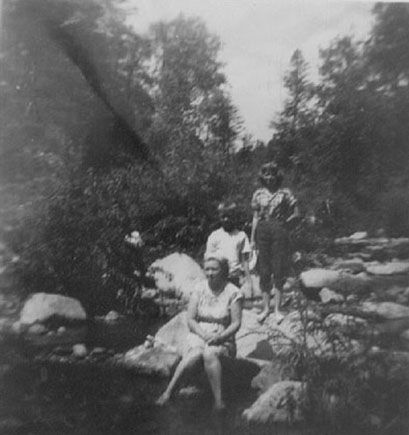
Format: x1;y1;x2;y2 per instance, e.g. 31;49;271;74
205;202;253;295
250;161;300;324
155;255;243;412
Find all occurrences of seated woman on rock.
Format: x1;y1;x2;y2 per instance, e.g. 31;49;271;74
155;255;243;411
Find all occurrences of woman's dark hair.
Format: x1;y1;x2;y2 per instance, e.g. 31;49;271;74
258;161;284;187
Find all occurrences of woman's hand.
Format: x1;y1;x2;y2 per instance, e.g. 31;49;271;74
207;333;223;345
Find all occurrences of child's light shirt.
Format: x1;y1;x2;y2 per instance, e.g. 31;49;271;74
205;228;251;277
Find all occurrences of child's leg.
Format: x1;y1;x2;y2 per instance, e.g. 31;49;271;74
256;221;274;322
273;279;285;323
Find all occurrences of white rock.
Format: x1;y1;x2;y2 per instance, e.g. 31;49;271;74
365;262;409;275
319;288;344;304
301;269;371;295
72;344;87;358
349;232;368;240
242;381;304;423
301;269;341;288
324;313;367;328
147;253;205;299
10;321;25;335
104;310;121;322
57;326;67;335
27;323;47;335
19;293;86;325
361;301;409;320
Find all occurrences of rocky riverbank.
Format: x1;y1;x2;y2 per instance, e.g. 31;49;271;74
1;234;409;433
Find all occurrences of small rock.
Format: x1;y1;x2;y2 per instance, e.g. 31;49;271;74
142;288;158;299
346;294;358;303
11;321;25;335
27;323;47;335
319;288;344;304
73;343;87;358
105;310;120;322
178;385;202;398
349;232;368;240
324;313;367;328
57;326;67;335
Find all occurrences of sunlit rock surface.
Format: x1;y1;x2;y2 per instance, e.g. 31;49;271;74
19;293;86;325
147;253;205;300
242;381;304;423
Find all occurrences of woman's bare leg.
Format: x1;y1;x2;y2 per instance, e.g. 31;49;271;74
203;346;225;410
156;349;202;405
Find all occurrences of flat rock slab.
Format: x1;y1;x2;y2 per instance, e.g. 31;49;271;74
361;301;409;320
365;262;409;275
121;345;181;377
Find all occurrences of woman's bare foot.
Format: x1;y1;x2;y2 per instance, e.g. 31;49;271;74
155;391;171;406
257;310;269;323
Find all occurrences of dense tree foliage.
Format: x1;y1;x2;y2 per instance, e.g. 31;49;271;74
1;1;408;312
269;3;409;236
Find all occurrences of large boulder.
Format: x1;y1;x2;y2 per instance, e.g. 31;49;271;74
147;253;205;300
155;311;189;355
237;309;361;360
300;268;383;296
155;307;359;365
19;293;86;325
242;381;304;424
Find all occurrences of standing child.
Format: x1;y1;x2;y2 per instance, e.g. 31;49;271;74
205;202;253;294
251;162;299;323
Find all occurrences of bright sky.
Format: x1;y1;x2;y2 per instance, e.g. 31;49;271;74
126;0;375;142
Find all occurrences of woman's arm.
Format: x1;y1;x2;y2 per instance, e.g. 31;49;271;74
186;293;210;341
207;299;243;345
241;252;253;293
250;211;259;248
286;204;301;227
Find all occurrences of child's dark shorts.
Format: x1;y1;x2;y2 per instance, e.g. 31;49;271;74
255;219;290;292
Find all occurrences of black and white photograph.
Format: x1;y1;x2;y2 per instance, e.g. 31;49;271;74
1;0;409;434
